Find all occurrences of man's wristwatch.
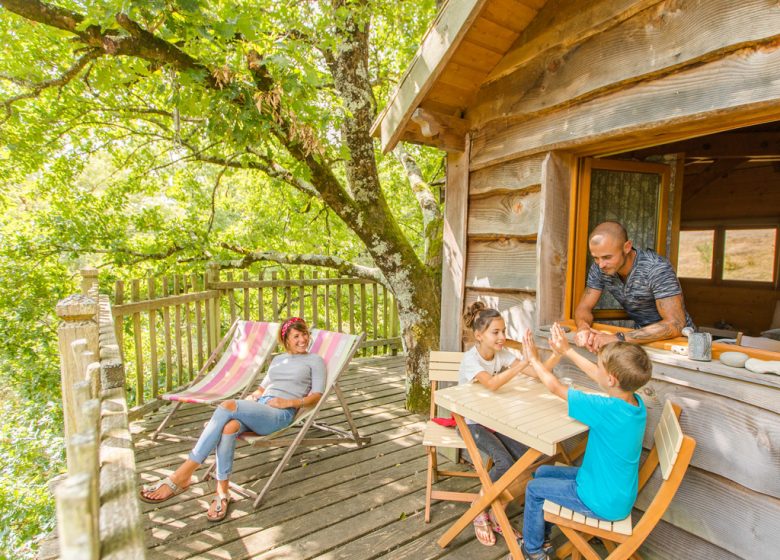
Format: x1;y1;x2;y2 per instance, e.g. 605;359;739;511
615;332;626;342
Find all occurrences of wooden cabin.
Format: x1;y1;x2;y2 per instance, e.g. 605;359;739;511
372;1;780;559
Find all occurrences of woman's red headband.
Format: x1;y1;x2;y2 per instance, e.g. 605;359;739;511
281;317;305;338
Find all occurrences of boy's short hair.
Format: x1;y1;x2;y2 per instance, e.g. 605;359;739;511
598;342;652;392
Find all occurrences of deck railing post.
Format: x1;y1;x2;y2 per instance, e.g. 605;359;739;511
56;294;99;441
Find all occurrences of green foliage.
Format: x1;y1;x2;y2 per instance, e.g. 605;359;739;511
0;0;443;556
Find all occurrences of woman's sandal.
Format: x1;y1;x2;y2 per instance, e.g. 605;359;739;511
473;511;496;546
139;476;188;504
206;493;231;522
488;509;523;540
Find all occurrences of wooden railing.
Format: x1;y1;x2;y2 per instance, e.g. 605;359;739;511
45;269;144;560
110;265;401;412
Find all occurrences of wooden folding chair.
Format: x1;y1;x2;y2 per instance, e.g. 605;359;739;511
223;329;369;507
543;401;696;560
150;320;281;440
423;351;491;522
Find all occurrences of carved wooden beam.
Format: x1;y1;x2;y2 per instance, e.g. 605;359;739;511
405;109;471;152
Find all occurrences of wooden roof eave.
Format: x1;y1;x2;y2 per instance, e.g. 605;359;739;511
370;0;488;154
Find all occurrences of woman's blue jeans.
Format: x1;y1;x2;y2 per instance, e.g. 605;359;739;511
189;396;295;480
465;423;529;483
523;465;605;553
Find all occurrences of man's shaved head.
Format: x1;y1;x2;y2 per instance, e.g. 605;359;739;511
589;221;628;246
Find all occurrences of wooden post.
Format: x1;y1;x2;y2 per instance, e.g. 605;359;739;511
147;277;159;398
80;267;99;298
114;280;125;363
258;269;265;321
131;280;144;406
335;279;343;332
227;270;237;324
56;294;98;441
191;274;203;370
372;282;378;355
66;431;99;550
312;270;319;327
243;270;250;320
298;270;305;318
271;271;279;321
162;277;174;392
55;472;98;560
324;271;331;331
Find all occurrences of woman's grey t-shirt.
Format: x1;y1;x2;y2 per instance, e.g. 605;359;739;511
260;353;326;400
458;346;518;425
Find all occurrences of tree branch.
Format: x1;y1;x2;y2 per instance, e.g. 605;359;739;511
219;243;384;284
394;143;441;226
1;48;102;118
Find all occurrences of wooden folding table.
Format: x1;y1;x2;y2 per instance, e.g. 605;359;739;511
434;376;589;558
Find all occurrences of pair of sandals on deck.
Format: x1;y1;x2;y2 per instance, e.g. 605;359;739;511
139;476;232;522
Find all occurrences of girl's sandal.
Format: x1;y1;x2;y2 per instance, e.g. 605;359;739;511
206;494;231;522
488;509;523;540
473;511;496;546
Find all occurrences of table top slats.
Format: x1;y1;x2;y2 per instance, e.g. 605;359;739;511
435;378;589;456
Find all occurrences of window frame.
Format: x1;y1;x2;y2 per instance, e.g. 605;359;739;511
569;158;672;320
678;221;780;288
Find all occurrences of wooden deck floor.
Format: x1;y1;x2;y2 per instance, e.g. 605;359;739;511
132;355;519;560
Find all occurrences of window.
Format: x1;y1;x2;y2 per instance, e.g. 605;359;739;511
571;158;671;319
676;226;778;284
677;230;714;279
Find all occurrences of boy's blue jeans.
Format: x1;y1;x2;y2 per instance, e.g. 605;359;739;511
188;396;296;480
523;465;606;553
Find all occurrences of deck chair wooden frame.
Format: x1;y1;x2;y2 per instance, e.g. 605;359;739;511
543;401;696;560
219;330;369;508
423;351;491;522
150;320;281;441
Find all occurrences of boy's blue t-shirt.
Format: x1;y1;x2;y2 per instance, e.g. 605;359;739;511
567;388;647;520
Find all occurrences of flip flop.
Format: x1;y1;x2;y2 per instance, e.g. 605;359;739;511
473;511;496;546
139;476;187;503
207;494;231;522
488;509;523;540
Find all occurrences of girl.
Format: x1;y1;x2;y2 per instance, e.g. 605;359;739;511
139;317;325;522
459;301;533;546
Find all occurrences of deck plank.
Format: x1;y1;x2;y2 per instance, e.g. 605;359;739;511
133;355;525;559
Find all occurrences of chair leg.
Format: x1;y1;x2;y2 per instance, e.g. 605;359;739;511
430;447;439;483
425;448;435;523
151;401;181;441
332;383;368;446
559;526;601;560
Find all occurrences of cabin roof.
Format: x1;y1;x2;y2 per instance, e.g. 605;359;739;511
370;0;547;153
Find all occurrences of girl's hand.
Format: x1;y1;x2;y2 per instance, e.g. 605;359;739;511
245;390;261;401
522;329;540;362
549;322;571;355
265;397;289;409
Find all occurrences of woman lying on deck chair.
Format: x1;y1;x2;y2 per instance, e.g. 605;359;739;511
139;316;325;522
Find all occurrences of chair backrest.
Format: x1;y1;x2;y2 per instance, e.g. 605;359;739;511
308;329;363;391
428;351;463;417
622;401;696;559
184;321;281;397
653;400;684;480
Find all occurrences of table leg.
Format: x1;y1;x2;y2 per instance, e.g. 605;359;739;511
438;413;541;555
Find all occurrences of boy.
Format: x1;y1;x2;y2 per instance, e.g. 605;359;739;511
518;324;652;560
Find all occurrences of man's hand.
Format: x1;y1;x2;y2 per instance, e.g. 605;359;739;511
549;323;571;355
588;332;620;352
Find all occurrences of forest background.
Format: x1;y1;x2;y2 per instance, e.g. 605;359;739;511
0;1;443;557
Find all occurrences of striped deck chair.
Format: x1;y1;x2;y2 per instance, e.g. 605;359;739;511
150;320;281;441
222;329;369;507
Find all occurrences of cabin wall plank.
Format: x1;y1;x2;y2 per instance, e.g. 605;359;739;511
537;152;573;326
441;145;471;351
636;465;780;559
471;0;780;127
470;44;780;169
469;155;543;195
464;289;535;342
639;517;741;560
465;238;537;292
468;187;540;238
